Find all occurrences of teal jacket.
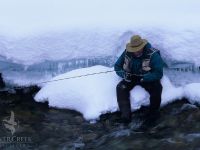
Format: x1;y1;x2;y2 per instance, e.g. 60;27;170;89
114;43;164;82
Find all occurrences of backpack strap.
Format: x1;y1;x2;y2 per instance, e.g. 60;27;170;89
146;47;160;59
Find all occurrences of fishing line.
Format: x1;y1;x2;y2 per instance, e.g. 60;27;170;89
37;70;116;84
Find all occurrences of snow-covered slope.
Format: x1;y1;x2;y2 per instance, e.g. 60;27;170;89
1;28;200;66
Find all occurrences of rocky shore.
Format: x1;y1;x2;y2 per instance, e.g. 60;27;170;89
0;76;200;149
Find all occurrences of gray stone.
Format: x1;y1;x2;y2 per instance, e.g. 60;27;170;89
0;73;5;88
82;133;98;142
181;103;198;111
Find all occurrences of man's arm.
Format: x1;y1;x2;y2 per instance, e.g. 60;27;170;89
142;52;164;82
114;51;126;78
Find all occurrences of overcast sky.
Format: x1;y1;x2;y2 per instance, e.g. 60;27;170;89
0;0;199;36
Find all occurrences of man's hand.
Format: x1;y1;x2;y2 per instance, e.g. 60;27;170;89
124;73;144;83
124;72;132;82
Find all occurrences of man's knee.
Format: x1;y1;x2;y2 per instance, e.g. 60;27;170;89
149;81;162;92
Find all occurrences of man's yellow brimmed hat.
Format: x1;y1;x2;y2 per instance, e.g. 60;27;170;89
126;35;148;52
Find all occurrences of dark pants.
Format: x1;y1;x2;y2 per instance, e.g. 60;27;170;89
116;79;162;121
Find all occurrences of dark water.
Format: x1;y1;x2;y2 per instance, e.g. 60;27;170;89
0;87;200;150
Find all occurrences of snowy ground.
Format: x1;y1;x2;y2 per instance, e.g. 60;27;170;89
34;65;200;120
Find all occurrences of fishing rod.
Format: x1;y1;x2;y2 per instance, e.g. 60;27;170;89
36;70;143;85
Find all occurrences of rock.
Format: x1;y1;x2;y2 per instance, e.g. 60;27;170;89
22;85;40;95
82;133;98;142
75;116;84;124
181;104;198;111
73;137;85;149
0;73;5;88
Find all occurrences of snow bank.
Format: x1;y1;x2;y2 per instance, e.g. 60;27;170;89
34;65;200;120
1;28;200;66
1;28;200;86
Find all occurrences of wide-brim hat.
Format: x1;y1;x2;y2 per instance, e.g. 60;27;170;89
126;35;148;52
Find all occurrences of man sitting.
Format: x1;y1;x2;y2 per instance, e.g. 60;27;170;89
114;35;164;124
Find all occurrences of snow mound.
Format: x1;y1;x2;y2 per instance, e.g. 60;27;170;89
34;65;200;120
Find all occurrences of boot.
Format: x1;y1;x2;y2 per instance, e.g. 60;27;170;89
139;110;160;131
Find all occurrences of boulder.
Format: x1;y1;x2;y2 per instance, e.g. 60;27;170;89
0;73;5;88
